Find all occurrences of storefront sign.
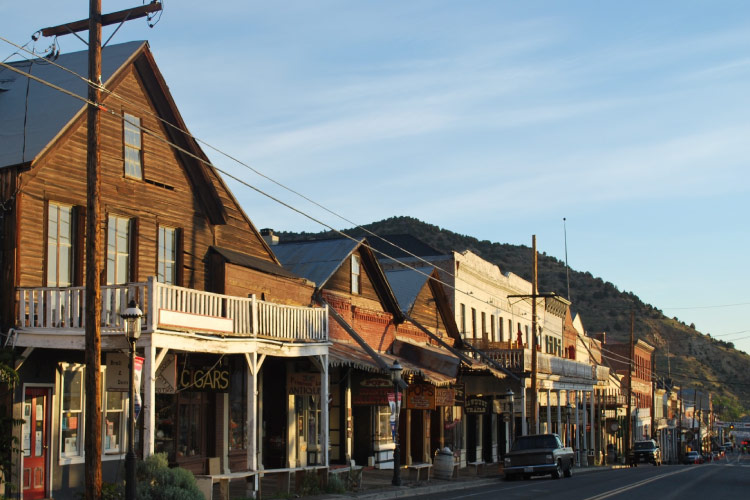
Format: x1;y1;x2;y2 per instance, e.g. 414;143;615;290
352;377;392;405
452;384;466;406
178;365;230;392
435;387;455;407
288;372;321;396
155;354;177;394
465;397;488;415
106;353;143;392
406;384;435;410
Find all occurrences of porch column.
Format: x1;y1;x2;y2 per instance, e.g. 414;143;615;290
521;379;527;436
546;389;552;433
582;391;589;466
142;343;157;457
321;354;329;466
555;389;563;435
406;409;412;465
573;391;583;466
590;389;596;464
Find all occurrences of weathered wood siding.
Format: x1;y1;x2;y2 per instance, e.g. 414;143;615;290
0;165;18;330
14;59;277;296
223;262;314;306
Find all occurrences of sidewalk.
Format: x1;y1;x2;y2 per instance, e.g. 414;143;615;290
236;463;622;500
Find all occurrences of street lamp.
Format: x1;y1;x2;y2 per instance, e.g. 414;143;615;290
121;299;143;500
506;389;515;450
390;360;403;486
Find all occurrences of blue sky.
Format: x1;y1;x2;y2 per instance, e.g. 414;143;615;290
3;1;750;354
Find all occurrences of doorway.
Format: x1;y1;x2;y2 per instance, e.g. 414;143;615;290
22;386;51;500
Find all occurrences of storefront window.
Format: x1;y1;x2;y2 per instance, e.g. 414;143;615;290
61;365;83;457
376;405;392;444
103;391;124;453
177;392;203;459
228;369;246;451
155;394;176;459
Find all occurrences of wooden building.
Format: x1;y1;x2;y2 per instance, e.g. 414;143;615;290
0;41;328;499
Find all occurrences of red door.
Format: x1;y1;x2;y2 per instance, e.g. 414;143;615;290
23;387;50;500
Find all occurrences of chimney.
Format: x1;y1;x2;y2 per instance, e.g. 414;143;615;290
260;228;279;246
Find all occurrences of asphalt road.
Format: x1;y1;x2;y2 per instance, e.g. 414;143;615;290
410;453;750;500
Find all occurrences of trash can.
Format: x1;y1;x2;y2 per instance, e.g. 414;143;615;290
433;447;455;480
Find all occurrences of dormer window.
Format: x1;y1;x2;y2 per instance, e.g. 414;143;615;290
123;113;142;179
351;254;361;294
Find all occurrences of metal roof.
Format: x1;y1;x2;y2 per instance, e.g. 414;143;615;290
384;266;434;314
0;41;145;169
272;238;362;288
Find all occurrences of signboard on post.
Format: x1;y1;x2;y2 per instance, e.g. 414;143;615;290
406;384;435;410
435;387;455;407
352;377;392;405
465;397;488;415
288;372;321;396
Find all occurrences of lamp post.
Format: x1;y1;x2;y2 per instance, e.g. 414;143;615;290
121;299;143;500
390;360;403;486
506;389;514;451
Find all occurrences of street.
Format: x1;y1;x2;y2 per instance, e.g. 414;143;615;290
410;454;750;500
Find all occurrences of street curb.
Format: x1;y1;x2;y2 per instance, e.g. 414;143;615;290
312;466;622;500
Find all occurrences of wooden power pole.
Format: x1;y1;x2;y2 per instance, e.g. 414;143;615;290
41;2;161;498
531;235;539;433
625;309;634;461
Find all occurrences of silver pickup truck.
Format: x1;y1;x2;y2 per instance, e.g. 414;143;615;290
503;434;575;480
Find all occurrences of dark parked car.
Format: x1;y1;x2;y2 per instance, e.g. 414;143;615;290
630;439;661;466
503;434;575;480
683;451;703;464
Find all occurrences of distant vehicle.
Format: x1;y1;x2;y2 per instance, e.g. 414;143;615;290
683;451;703;464
631;439;661;466
503;434;575;480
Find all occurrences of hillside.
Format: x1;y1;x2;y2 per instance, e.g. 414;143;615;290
277;216;750;418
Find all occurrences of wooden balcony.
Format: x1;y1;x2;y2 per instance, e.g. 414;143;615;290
16;277;328;342
464;341;609;382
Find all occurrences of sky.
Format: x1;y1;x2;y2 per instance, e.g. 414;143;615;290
3;1;750;354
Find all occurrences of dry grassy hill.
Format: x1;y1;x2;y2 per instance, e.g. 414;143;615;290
277;216;750;418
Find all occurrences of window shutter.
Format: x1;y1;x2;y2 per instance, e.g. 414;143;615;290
175;227;184;286
73;206;86;286
129;217;139;283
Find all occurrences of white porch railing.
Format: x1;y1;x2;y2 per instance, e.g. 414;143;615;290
465;346;606;381
16;276;328;342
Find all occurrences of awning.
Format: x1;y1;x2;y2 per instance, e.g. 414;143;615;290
328;341;455;387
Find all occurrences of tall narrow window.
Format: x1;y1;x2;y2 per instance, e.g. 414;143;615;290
499;316;504;342
47;203;73;287
107;215;131;285
123;113;142;179
158;226;177;284
460;304;466;335
481;312;486;340
351;254;361;294
490;315;495;342
471;308;477;339
61;365;83;458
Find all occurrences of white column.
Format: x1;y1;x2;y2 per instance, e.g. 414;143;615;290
582;391;588;465
556;390;562;437
590;390;596;463
546;389;552;433
142;343;156;457
521;380;527;436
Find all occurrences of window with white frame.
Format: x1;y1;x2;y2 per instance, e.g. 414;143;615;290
123;113;143;179
351;254;361;294
60;364;126;460
61;365;84;457
376;405;393;444
158;226;177;284
107;215;131;285
47;203;73;287
103;391;124;454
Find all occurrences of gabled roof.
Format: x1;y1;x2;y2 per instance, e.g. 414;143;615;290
210;246;307;282
272;238;361;288
0;41;144;168
385;266;434;314
273;237;403;319
0;41;227;224
364;234;445;260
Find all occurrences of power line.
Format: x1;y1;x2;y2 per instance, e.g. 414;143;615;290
0;37;557;326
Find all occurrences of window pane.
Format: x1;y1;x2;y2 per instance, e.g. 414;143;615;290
47;242;57;285
104;411;122;453
106;391;124;411
58;245;71;287
62;369;82;411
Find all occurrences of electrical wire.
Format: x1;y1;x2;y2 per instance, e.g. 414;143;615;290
0;38;550;324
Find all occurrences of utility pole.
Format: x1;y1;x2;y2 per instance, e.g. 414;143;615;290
41;3;161;499
531;235;539;434
625;309;634;461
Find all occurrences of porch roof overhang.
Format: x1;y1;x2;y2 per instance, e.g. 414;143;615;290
328;341;455;387
10;329;330;358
